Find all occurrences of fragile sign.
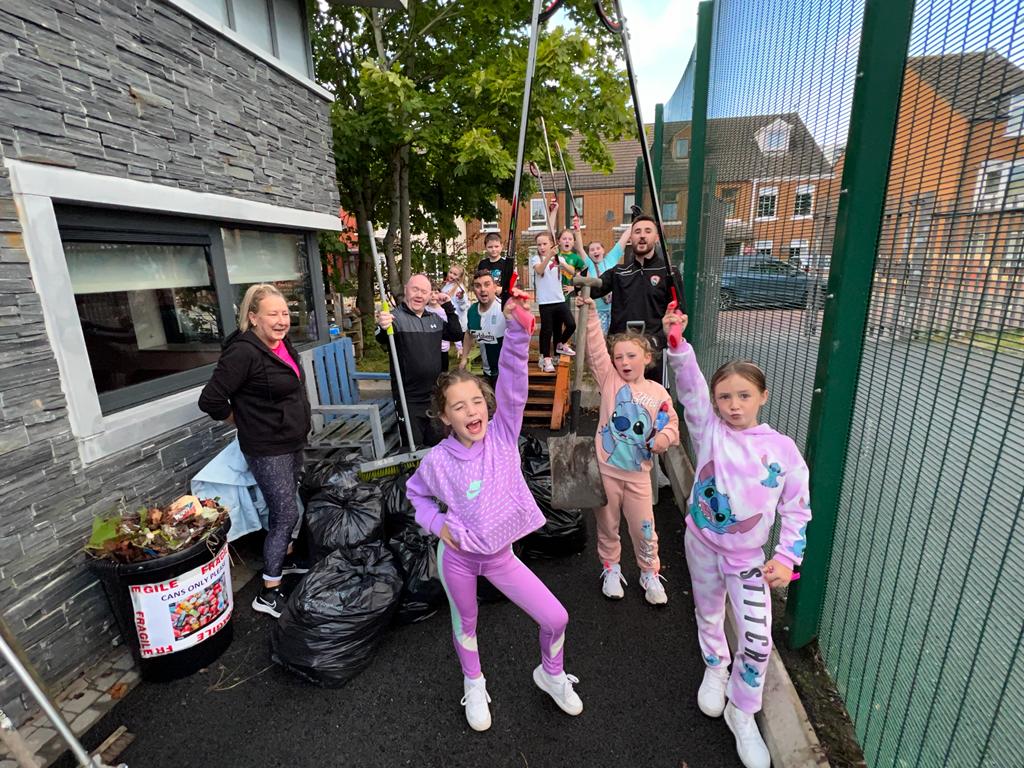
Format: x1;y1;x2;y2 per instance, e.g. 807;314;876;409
129;544;233;657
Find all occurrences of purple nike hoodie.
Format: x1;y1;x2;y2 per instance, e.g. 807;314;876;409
406;317;545;555
667;340;812;571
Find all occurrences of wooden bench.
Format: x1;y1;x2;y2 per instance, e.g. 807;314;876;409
300;337;399;460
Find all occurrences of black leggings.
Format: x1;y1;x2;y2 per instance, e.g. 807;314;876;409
245;449;303;582
539;301;576;357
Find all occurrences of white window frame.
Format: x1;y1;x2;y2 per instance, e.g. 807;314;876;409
755;186;778;221
481;201;500;233
755;240;773;258
662;201;681;223
674;137;689;159
720;187;740;221
975;160;1024;210
788;239;809;260
1005;232;1024;269
165;0;332;102
5;158;343;465
529;198;548;229
792;185;814;219
1007;94;1024;137
623;193;636;224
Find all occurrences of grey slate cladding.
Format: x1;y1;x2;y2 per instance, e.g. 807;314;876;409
0;0;339;724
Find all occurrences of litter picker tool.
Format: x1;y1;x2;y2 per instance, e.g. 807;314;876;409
506;0;566;263
551;131;581;222
358;220;429;481
548;275;608;511
595;0;686;328
527;161;556;239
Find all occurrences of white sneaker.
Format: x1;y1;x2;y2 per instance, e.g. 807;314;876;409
541;357;556;373
533;665;583;716
461;676;492;732
697;665;730;717
537;357;547;372
600;563;626;599
555;343;576;357
724;702;771;768
639;570;668;605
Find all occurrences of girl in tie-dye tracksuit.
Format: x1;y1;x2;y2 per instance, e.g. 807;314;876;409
664;312;811;767
406;300;583;732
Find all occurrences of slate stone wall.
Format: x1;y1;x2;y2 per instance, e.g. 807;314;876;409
0;0;337;722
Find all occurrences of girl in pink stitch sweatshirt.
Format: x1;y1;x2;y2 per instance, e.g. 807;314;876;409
663;311;811;768
405;297;583;733
577;294;680;606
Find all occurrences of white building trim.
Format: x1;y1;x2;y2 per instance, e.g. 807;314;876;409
6;159;342;465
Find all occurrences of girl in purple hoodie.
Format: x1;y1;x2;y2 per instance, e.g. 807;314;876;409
664;312;811;768
406;296;583;733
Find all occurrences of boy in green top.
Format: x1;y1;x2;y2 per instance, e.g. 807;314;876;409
459;270;506;389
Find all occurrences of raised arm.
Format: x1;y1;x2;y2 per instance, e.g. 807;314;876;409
490;303;531;441
664;318;716;447
584;301;614;386
459;330;475;370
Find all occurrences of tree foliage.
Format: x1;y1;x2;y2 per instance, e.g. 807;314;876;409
309;0;632;315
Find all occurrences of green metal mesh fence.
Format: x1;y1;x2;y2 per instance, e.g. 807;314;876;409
818;1;1024;765
669;0;1024;764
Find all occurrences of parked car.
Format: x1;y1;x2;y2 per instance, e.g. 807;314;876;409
719;256;827;310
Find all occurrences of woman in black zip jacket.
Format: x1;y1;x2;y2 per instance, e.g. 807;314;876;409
199;283;311;618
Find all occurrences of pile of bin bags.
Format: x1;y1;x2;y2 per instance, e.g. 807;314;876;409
271;437;586;687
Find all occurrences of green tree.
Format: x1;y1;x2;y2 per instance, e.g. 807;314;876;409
309;1;632;318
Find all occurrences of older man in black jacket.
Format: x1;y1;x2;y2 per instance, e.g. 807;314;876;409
376;273;462;447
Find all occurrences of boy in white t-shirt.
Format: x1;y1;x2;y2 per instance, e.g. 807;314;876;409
459;270;506;389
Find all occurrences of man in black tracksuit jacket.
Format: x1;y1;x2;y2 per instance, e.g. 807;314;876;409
376;273;462;448
591;215;681;384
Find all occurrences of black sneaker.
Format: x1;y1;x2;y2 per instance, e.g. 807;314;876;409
280;556;310;576
252;586;287;618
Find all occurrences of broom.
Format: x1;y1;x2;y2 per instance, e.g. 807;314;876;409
357;221;429;481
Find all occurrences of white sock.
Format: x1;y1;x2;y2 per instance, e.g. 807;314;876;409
465;675;486;688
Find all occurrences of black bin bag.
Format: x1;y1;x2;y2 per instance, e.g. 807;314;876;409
305;484;384;563
518;435;587;559
300;451;361;505
271;543;402;687
381;471;446;623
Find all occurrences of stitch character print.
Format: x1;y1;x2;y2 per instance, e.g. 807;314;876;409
690;461;761;535
759;454;785;488
600;385;653;471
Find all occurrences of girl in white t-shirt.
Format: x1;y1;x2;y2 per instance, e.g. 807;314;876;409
530;230;575;373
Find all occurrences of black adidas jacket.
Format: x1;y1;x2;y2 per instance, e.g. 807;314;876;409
376;302;463;403
198;329;311;456
591;249;681;349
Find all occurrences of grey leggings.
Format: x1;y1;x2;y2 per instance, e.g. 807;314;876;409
245;449;303;582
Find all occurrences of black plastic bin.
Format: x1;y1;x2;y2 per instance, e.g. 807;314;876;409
88;521;234;682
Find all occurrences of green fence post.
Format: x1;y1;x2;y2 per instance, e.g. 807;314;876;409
785;0;917;648
683;0;713;346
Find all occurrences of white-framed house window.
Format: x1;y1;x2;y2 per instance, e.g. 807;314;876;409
720;187;739;219
975;160;1024;210
755;240;773;257
623;193;636;224
1004;232;1024;269
788;239;809;261
793;185;814;218
530;198;548;229
481;201;500;232
167;0;326;99
5;159;342;465
756;119;792;154
663;202;679;222
1007;94;1024;137
566;196;584;226
674;137;689;159
755;187;778;220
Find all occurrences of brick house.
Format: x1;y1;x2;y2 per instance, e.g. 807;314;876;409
465;113;834;276
872;49;1024;335
0;0;342;722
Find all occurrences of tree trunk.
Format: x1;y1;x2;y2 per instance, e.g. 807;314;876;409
399;143;412;284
